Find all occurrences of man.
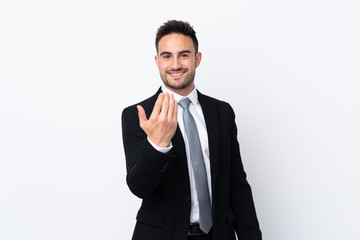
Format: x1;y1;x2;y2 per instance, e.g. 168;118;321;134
122;20;262;240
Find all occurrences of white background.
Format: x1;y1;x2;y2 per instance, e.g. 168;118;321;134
1;0;359;239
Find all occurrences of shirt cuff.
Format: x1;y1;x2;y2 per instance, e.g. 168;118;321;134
147;137;173;153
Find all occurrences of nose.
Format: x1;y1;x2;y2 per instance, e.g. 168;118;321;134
171;57;181;70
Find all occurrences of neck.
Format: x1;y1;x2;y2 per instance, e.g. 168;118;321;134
163;84;195;96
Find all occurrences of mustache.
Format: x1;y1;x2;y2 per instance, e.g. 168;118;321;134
168;67;187;71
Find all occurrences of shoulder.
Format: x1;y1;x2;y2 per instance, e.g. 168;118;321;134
198;90;235;114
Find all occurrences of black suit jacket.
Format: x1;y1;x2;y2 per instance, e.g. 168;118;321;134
122;88;261;240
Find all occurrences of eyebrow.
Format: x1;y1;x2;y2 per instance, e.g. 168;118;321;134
179;50;192;54
159;50;192;56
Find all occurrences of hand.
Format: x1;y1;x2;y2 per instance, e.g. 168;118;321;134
137;93;178;147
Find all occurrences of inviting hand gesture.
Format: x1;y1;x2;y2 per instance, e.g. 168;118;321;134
137;93;178;147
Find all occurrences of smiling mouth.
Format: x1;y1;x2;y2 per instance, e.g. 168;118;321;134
169;71;186;78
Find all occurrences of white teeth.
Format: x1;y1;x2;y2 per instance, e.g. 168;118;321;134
170;72;183;76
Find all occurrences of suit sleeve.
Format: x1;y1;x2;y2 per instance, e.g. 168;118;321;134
121;105;176;199
227;104;262;240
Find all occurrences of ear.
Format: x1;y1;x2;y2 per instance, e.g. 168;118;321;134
195;52;202;68
155;55;159;69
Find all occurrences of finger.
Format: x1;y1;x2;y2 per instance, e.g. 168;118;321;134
160;93;170;117
151;93;164;118
167;93;175;119
173;99;178;121
137;105;148;126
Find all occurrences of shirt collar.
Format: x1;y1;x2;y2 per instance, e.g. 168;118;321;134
161;85;199;106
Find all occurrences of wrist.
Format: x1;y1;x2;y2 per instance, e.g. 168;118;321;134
147;137;173;153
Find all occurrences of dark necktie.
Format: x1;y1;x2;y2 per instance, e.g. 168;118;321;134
178;97;213;233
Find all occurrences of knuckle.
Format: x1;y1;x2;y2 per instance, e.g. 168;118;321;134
159;118;166;124
150;115;157;121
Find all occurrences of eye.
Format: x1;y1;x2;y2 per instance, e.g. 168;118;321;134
162;55;171;59
181;54;188;58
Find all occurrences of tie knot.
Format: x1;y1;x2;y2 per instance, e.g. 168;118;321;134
178;97;191;110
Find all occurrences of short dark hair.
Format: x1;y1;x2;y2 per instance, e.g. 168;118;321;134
155;20;199;54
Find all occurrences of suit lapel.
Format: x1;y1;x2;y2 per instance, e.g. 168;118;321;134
172;127;189;175
197;91;221;191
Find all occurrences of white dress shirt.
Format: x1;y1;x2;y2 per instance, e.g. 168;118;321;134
147;85;212;224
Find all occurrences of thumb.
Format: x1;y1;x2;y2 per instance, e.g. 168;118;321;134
137;105;148;126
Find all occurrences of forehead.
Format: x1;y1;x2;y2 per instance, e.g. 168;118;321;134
157;33;195;53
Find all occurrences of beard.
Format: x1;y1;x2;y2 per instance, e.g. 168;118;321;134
160;68;196;90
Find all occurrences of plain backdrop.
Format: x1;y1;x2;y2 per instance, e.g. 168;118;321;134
1;0;359;239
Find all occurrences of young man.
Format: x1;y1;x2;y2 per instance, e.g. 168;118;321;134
122;20;262;240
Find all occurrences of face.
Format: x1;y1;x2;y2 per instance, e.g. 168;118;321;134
155;33;202;96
